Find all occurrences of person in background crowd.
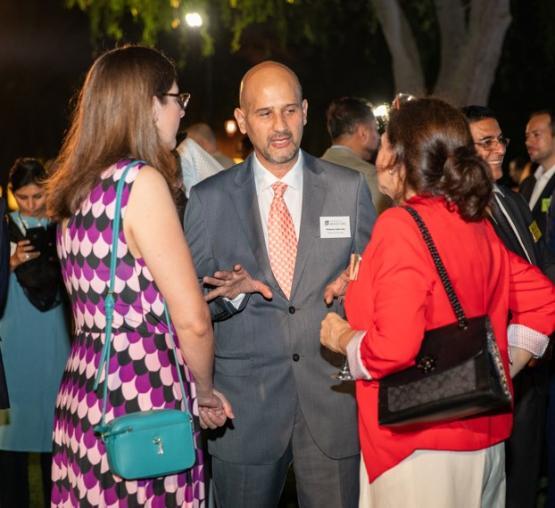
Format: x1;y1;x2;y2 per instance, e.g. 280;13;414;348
46;45;232;506
462;106;542;265
524;110;555;508
0;194;9;313
0;157;70;508
184;61;375;507
321;98;555;508
176;134;225;199
509;156;533;191
186;122;234;168
522;110;555;236
322;96;391;214
0;193;10;411
463;105;547;508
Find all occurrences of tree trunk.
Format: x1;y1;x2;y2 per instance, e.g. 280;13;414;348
370;0;426;96
374;0;511;106
434;0;512;105
433;0;467;95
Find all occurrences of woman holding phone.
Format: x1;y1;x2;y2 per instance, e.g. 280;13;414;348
0;157;70;507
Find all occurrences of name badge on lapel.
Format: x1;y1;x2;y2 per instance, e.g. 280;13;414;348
529;220;542;242
320;216;351;238
542;197;552;213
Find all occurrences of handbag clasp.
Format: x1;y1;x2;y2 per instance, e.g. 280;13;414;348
416;355;436;374
153;437;164;455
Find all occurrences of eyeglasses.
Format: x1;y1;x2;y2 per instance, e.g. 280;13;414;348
162;92;191;111
474;135;510;151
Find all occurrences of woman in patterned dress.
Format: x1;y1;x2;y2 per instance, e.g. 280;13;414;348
46;46;233;507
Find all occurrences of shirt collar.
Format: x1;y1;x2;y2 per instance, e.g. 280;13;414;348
534;163;555;180
330;144;356;154
253;150;304;192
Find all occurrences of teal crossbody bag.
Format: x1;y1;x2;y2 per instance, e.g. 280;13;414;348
94;160;196;480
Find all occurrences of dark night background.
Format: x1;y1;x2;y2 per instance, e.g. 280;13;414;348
1;0;554;188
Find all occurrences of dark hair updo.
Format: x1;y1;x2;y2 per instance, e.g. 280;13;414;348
9;158;47;192
386;98;492;221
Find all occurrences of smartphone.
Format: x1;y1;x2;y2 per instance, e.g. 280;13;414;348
25;227;48;253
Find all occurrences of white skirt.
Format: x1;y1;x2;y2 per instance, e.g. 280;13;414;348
359;443;506;508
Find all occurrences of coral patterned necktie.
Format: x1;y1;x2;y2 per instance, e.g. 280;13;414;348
267;182;298;299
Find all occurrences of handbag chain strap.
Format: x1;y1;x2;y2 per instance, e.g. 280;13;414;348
93;160;190;428
405;206;469;330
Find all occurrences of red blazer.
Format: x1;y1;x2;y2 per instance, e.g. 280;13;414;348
346;195;555;482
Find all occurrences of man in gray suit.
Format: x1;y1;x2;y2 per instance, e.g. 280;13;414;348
322;97;391;214
184;61;375;507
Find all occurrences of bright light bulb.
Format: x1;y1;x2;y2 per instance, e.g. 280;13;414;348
373;104;389;119
225;119;238;136
184;12;203;28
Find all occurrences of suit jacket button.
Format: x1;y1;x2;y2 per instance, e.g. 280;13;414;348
288;306;296;314
292;353;300;362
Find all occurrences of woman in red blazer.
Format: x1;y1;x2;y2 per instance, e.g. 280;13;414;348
321;98;555;507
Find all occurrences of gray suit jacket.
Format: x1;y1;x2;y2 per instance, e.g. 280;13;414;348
322;145;392;214
184;151;375;464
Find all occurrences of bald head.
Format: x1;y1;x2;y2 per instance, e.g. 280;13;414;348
239;61;303;110
234;60;308;177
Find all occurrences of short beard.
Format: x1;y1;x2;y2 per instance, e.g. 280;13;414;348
260;145;300;166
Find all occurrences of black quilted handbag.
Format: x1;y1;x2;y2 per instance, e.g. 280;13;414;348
378;206;512;427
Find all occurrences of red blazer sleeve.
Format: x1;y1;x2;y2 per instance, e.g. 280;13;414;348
350;212;434;379
507;248;555;334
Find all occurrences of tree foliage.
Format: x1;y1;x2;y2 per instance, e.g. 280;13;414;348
65;1;381;55
67;0;515;104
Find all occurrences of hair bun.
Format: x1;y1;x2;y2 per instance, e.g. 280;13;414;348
440;148;492;221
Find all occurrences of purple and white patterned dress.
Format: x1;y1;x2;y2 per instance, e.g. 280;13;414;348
51;160;205;507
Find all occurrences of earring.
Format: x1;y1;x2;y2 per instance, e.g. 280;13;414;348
387;168;395;175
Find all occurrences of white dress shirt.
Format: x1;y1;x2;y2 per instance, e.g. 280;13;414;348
529;164;555;210
228;152;304;307
252;151;304;243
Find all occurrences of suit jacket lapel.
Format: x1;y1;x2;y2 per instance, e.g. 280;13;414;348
290;154;326;300
520;175;535;203
230;156;280;291
490;193;525;260
491;188;538;265
531;173;555;214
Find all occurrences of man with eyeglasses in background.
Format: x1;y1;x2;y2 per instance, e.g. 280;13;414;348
463;105;546;508
522;110;555;237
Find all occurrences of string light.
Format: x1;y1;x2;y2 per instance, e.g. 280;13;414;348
184;12;203;28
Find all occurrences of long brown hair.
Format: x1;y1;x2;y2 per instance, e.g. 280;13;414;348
387;98;492;221
47;45;179;220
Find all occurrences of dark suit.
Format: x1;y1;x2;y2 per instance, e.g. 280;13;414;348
520;172;555;236
544;191;555;281
184;151;375;507
490;185;548;508
542;189;555;508
490;185;540;265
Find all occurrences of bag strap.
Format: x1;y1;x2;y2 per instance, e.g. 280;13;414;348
404;206;468;329
93;161;190;427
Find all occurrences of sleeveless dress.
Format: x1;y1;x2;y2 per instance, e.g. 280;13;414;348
51;160;205;507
